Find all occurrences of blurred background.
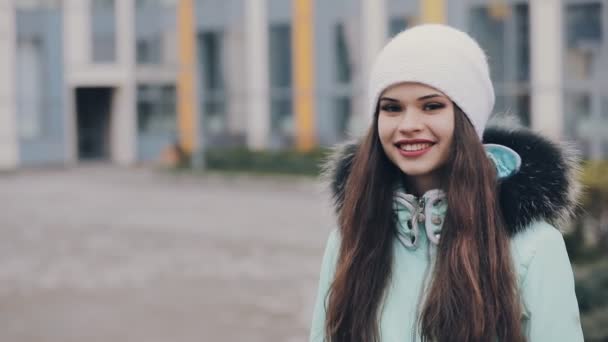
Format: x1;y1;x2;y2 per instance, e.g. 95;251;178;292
0;0;606;341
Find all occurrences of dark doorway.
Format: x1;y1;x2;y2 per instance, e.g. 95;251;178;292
75;87;112;160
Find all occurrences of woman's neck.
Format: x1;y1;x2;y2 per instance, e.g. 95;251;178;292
405;173;442;197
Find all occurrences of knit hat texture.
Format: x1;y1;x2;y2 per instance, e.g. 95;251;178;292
368;24;495;138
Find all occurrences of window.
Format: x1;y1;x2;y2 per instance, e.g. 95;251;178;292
199;31;226;135
565;2;602;81
135;0;177;65
200;32;224;91
334;23;352;84
332;23;355;140
514;4;530;83
389;16;408;37
16;37;44;139
469;3;530;125
15;0;61;9
15;3;62;140
91;0;116;63
333;96;351;141
269;24;293;143
137;84;177;134
564;92;591;137
269;24;292;88
563;1;606;159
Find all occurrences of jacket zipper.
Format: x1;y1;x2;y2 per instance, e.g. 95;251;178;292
411;196;433;342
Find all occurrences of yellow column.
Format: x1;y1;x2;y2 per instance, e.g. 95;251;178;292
420;0;446;24
292;0;316;151
176;0;199;154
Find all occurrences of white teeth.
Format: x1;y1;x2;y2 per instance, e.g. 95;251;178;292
398;143;433;152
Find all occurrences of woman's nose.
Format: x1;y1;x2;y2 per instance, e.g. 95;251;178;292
397;109;424;133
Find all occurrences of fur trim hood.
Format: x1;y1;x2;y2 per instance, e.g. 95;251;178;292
322;120;582;236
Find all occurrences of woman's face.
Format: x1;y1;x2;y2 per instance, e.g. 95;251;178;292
377;82;455;178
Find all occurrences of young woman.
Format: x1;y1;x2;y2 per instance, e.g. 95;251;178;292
309;24;584;342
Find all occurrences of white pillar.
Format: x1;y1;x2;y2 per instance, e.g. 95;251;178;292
352;0;387;135
226;26;247;135
64;0;91;69
244;0;270;150
530;0;563;139
113;0;137;164
0;0;19;170
63;0;89;163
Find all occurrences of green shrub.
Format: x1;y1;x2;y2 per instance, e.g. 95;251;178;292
564;160;608;261
574;260;608;341
572;161;608;340
581;161;608;195
202;147;330;176
575;260;608;313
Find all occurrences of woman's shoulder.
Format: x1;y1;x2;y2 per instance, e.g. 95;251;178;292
326;228;341;250
509;220;571;279
319;228;342;267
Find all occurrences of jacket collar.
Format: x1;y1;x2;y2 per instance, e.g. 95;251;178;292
323;117;582;237
393;188;446;249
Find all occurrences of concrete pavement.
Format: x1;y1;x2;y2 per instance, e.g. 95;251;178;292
0;165;336;342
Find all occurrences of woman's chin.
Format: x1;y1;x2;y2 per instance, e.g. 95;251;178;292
397;164;436;177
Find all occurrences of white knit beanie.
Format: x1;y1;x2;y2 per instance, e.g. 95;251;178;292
368;24;495;138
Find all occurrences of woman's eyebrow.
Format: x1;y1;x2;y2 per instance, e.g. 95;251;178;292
379;97;400;102
417;94;442;101
380;94;443;102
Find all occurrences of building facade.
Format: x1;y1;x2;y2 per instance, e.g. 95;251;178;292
0;0;606;169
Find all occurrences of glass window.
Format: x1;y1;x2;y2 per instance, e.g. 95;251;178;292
269;24;292;88
470;6;506;82
514;4;530;82
563;2;605;159
564;92;593;156
135;0;177;65
15;0;61;9
600;95;608;158
515;93;530;126
565;3;603;81
200;32;224;91
334;23;352;84
137;84;177;134
16;36;43;139
269;24;293;142
494;92;530;126
91;0;116;63
198;31;226;135
334;96;351;140
203;99;226;135
15;4;62;140
270;93;293;137
389;17;408;37
469;4;530;125
332;22;356;142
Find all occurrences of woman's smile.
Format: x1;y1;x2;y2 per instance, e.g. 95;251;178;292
394;139;437;157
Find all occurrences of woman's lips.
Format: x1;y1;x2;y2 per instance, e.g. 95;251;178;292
396;144;434;158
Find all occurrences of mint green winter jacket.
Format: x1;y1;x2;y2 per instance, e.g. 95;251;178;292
309;126;585;341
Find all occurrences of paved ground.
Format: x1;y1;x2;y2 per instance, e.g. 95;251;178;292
0;165;336;342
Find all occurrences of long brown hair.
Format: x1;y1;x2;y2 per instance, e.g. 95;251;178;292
325;106;525;342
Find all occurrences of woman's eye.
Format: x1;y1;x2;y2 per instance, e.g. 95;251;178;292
381;104;402;112
423;102;445;111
